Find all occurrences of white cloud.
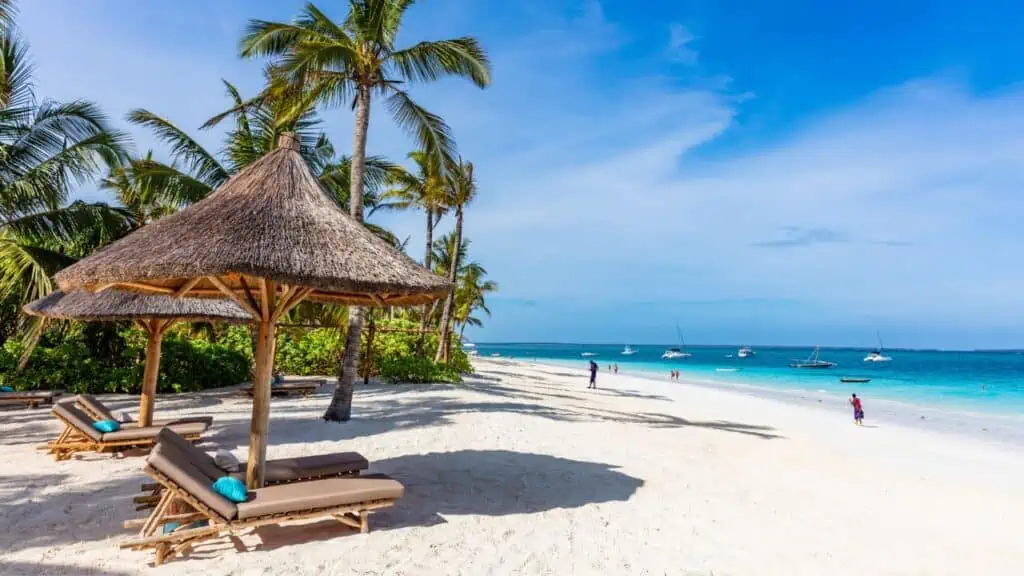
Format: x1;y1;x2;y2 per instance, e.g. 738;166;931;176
668;23;698;65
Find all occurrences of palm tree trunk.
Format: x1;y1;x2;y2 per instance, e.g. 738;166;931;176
324;84;371;423
435;208;463;363
416;207;433;354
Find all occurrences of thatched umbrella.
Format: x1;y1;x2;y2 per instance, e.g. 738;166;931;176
54;133;449;487
23;289;253;426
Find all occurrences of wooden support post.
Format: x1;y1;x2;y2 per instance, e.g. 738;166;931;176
246;281;276;489
138;320;166;428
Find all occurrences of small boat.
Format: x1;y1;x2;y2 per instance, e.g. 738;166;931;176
580;352;598;357
662;325;692;359
863;333;892;362
463;342;476;349
622;345;637;356
840;377;870;383
738;346;754;358
790;347;837;369
490;353;500;357
716;368;739;372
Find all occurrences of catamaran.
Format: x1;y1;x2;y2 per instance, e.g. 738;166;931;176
790;346;837;369
662;325;692;359
864;332;892;362
738;346;754;358
622;345;637;355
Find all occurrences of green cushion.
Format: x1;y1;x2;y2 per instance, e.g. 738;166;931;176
92;419;120;433
212;476;248;503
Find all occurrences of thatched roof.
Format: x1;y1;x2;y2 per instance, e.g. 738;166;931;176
54;134;450;306
24;289;253;323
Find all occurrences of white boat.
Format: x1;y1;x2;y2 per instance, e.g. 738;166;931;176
738;346;754;358
662;325;692;359
790;346;837;369
463;342;476;349
621;345;637;355
864;332;892;362
580;352;598;357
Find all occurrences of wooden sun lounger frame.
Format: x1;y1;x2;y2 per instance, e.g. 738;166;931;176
121;465;398;565
0;392;59;409
239;382;321;398
38;412;202;461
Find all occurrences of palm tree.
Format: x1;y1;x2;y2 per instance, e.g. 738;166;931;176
240;0;491;421
0;15;131;362
455;263;496;339
435;159;475;362
381;150;447;347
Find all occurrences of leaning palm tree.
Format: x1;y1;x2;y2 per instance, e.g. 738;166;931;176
435;159;475;362
240;0;491;421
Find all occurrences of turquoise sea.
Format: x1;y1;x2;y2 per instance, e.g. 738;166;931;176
471;343;1024;416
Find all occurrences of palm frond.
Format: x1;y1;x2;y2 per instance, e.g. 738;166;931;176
130;158;214;207
127;109;228;188
384;89;456;168
0;26;34;111
390;37;491;88
0;201;134;244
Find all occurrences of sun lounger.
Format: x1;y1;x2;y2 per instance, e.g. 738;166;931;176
74;394;214;428
239;380;322;398
40;402;208;461
121;440;403;565
0;389;62;409
132;429;369;512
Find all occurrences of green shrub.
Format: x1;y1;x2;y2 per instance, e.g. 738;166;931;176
377;355;463;384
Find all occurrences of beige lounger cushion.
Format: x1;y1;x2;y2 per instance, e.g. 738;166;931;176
53;402;102;441
148;442;239;520
76;394;214;428
156;428;226;480
101;420;207;442
235;453;369;484
236;475;404;520
155;428;368;485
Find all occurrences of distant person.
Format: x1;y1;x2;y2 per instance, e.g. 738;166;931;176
589;360;598;389
849;393;865;426
613;364;619;374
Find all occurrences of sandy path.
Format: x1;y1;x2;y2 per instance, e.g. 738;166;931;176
1;360;1021;575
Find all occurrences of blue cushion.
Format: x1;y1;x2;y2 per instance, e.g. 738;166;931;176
92;419;120;433
212;476;248;503
0;386;13;392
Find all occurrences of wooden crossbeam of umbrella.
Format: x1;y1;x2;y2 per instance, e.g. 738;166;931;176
23;289;254;426
54;133;450;488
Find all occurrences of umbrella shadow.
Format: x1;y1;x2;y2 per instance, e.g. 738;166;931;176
241;449;644;554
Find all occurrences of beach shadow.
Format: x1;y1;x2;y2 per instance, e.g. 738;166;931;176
0;470;147;553
0;560;135;576
373;450;645;528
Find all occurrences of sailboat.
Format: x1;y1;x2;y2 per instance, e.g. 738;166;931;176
621;345;637;355
864;332;892;362
790;346;837;369
738;346;754;358
662;325;692;359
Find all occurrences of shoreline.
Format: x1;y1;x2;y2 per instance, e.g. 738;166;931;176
488;356;1024;448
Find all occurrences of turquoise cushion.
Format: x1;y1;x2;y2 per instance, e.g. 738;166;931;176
0;386;13;392
212;476;248;503
92;419;120;433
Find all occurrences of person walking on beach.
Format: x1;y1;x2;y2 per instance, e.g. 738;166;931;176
613;363;619;374
849;393;865;426
589;360;598;389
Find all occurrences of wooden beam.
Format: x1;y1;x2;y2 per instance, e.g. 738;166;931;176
172;278;202;299
89;282;119;294
115;281;175;295
370;294;385;306
206;276;261;319
272;287;313;323
239;276;262;320
246;316;276;489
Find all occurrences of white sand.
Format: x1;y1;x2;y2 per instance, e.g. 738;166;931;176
1;359;1022;575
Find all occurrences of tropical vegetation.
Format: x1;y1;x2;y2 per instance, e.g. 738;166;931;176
0;0;497;408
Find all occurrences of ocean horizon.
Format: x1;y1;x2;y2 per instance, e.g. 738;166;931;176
470;342;1024;417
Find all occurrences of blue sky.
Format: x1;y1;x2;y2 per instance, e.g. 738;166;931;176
16;0;1024;348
